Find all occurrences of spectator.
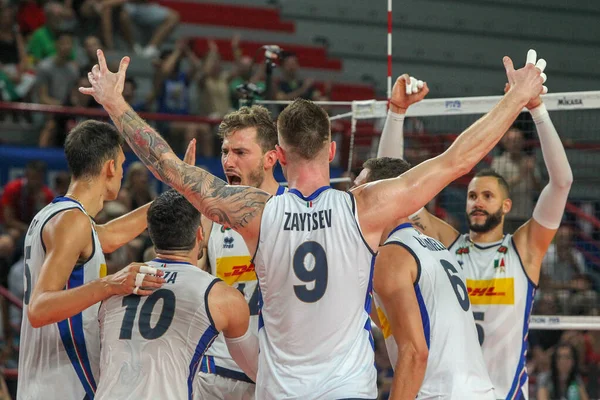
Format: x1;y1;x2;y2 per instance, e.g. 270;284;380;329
39;73;96;147
0;160;54;238
198;39;234;119
150;41;212;155
275;51;330;110
53;171;71;196
123;76;145;111
124;0;179;58
99;0;136;51
537;343;590;400
0;4;35;102
490;127;541;232
35;30;79;106
16;0;45;38
117;161;156;211
27;2;75;64
79;34;103;72
541;225;587;289
228;34;267;109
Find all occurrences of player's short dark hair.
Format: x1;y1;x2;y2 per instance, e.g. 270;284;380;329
363;157;413;182
147;190;201;252
277;98;330;160
473;168;510;197
218;105;277;153
64;120;124;179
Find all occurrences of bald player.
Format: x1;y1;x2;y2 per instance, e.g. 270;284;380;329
82;48;544;399
375;50;572;399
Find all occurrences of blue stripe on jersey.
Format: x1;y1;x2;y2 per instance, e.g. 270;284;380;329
386;223;413;239
506;281;536;400
288;186;331;201
188;325;219;400
57;266;97;398
363;256;376;350
276;185;286;196
414;284;430;349
257;283;265;331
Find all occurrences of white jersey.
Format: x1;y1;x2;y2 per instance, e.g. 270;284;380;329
95;259;220;400
253;187;377;399
18;197;106;400
200;185;285;383
450;234;536;400
374;224;494;400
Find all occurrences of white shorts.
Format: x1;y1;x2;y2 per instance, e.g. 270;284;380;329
194;372;255;400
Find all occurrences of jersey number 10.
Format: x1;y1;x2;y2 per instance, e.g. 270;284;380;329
119;289;176;340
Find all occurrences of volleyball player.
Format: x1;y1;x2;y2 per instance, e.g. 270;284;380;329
377;50;573;399
18;120;165;400
95;190;257;399
192;106;285;400
81;48;544;398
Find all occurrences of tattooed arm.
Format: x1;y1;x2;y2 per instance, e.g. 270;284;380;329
80;51;267;248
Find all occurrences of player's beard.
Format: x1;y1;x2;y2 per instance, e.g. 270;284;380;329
467;206;504;233
246;159;265;189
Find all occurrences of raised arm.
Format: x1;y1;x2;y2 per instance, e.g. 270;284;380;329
80;51;267;246
374;244;428;400
354;54;543;248
95;202;152;253
511;52;573;283
377;74;428;159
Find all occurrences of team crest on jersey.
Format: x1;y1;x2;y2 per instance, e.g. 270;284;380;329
220;225;232;233
498;246;508;254
456;246;470;255
223;236;234;249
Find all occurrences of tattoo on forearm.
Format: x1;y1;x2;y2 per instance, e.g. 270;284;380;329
112;108;269;229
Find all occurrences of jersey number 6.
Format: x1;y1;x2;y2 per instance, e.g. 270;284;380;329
440;260;470;312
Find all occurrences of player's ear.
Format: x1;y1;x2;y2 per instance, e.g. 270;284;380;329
264;149;278;169
328;141;336;163
105;158;116;178
276;145;287;166
502;197;512;214
196;225;204;243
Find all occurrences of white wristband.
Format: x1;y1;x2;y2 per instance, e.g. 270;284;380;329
388;110;406;122
529;103;549;121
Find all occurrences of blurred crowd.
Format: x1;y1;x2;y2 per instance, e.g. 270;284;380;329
0;0;598;398
0;0;331;157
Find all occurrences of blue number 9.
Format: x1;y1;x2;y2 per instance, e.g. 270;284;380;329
293;241;328;303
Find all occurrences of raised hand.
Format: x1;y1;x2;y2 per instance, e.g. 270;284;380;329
504;49;547;110
183;138;196;165
104;262;166;296
389;74;429;113
503;49;545;106
79;49;130;109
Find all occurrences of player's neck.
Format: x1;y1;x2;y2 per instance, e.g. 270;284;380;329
65;181;105;218
468;224;504;244
154;251;196;266
285;160;330;196
259;173;281;196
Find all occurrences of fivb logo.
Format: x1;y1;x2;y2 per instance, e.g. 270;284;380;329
444;100;462;111
557;97;583;107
